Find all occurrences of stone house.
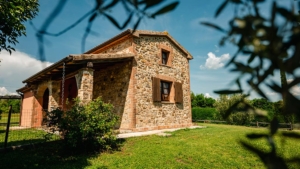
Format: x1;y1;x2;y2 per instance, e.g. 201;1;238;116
16;29;193;132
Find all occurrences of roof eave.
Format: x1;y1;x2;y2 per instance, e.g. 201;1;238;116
84;29;194;59
16;86;30;93
84;29;134;54
133;31;194;60
22;56;73;83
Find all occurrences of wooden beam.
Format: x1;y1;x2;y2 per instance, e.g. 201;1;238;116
70;53;135;61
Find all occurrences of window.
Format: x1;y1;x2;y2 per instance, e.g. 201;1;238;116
161;81;171;101
161;50;169;65
152;77;183;103
158;44;173;67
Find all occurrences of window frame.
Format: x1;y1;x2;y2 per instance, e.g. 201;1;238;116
161;50;169;65
160;80;171;101
158;44;173;67
152;76;183;103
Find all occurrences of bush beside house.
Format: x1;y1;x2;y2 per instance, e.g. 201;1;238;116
48;97;119;150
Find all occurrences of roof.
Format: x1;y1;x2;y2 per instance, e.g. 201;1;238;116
85;29;193;59
18;29;193;90
21;53;135;84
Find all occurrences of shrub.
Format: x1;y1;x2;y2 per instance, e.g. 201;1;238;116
192;107;219;120
227;112;255;126
250;98;276;122
48;97;119;150
214;94;255;125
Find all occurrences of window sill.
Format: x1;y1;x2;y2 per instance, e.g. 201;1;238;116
161;101;175;104
159;64;172;68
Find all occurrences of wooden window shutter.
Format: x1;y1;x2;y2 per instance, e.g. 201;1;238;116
175;82;183;103
152;77;161;102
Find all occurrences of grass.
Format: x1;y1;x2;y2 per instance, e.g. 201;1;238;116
0;113;20;124
0;127;58;148
0;112;58;148
1;124;300;168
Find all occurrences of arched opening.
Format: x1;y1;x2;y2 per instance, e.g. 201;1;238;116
61;77;78;110
42;88;49;126
42;88;49;110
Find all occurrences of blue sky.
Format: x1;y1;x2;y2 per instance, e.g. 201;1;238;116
0;0;298;101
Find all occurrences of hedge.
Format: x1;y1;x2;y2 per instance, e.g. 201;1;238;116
192;107;219;120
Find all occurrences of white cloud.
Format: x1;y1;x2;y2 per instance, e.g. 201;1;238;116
204;93;212;98
0;87;18;95
200;52;230;70
0;50;53;94
288;79;300;96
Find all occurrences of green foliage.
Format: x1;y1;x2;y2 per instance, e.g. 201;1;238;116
0;99;20;115
251;98;274;112
191;92;215;108
250;98;275;121
228;112;255;126
214;94;255;125
0;0;39;53
273;100;296;123
49;97;119;150
192;107;219;120
203;0;300;167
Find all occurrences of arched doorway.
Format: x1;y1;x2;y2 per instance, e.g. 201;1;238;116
42;88;49;110
61;77;78;110
42;88;49;125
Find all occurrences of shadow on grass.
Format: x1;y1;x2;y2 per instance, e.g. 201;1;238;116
0;139;126;169
0;138;56;148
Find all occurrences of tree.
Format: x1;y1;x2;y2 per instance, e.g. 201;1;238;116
202;0;300;168
0;0;39;53
214;94;254;125
251;98;274;120
191;93;216;108
0;99;20;113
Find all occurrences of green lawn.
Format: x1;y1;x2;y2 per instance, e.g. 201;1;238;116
0;127;58;148
0;113;20;124
1;124;300;169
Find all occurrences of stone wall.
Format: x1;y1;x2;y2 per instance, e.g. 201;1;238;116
91;34;191;131
76;68;94;105
133;35;192;131
101;39;133;54
48;81;60;110
93;61;133;129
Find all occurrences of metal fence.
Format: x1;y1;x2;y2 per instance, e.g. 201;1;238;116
193;119;294;130
0;106;60;150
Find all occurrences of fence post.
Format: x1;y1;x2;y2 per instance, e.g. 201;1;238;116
4;105;12;150
256;121;259;128
290;122;293;130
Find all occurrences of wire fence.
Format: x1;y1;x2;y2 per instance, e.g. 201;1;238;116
193;119;295;130
0;106;60;150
